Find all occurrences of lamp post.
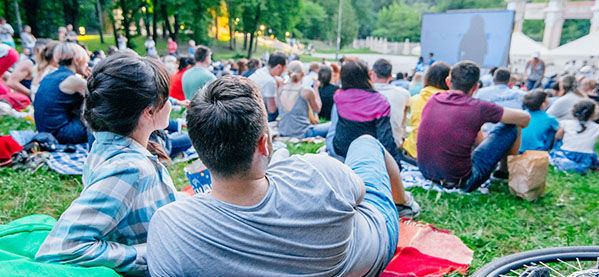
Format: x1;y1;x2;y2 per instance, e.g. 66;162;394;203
336;0;342;60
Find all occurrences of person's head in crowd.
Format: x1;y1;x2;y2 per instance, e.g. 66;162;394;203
237;58;248;74
167;37;173;43
447;60;480;95
412;72;424;85
309;62;320;73
53;42;90;76
178;56;194;72
23;25;31;34
228;59;238;72
370;58;393;83
531;51;540;61
194;45;212;66
429;52;434;59
106;46;118;56
37;40;58;70
493;67;510;85
489;66;498;77
287;60;304;83
522;89;550;111
424;61;450;90
267;51;287;77
22;47;32;58
341;58;372;90
581;78;597;96
330;63;340;84
186;75;269;179
66;24;73;32
318;65;332;87
418;56;424;63
84;52;171;141
0;17;6;24
559;75;584;97
247;58;260;71
32;39;50;60
396;72;404;80
571;99;598;133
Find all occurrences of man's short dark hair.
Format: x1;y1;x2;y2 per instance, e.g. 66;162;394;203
522;89;548;111
429;52;434;57
318;65;332;86
493;68;510;84
178;56;194;71
450;61;480;93
247;58;260;70
396;72;404;80
372;58;392;79
267;51;287;68
424;61;450;90
194;45;211;63
186;75;267;178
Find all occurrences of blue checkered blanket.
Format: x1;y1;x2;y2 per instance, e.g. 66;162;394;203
399;161;490;194
9;130;197;175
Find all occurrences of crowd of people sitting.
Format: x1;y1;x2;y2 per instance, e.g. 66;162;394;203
1;24;599;276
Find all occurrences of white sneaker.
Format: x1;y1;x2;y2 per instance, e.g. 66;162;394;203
395;191;421;219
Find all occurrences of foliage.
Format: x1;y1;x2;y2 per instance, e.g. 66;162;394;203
522;19;545;42
433;0;506;12
560;19;590;45
372;1;427;42
334;0;359;47
295;1;328;40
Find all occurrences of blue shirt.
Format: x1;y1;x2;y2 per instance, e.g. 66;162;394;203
36;132;179;275
520;110;559;152
474;84;525;133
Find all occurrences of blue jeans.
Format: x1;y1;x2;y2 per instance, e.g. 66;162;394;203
527;79;539;91
166;119;180;133
325;104;345;161
463;123;518;192
168;132;192;158
345;136;399;263
54;118;88;144
267;110;279;122
305;122;331;138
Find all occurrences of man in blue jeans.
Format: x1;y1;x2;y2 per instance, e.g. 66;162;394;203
417;61;531;192
146;75;419;276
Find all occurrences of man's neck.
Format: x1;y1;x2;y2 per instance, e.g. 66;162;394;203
210;175;270;207
196;62;209;68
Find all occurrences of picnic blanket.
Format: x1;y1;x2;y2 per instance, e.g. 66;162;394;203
9;130;197;175
0;215;119;277
382;219;473;277
399;161;490;194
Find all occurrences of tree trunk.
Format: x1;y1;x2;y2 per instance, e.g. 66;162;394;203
160;2;172;38
152;0;158;38
12;0;22;33
214;11;219;41
228;15;234;50
254;34;258;53
95;0;104;43
110;14;118;47
119;0;131;47
143;4;151;37
173;12;179;41
23;0;40;36
247;4;260;58
243;32;247;50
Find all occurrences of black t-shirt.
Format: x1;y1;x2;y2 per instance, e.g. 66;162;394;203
318;83;339;120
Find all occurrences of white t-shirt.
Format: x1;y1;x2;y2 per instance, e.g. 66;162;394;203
248;67;276;98
373;83;410;147
546;93;585;121
561;119;599;154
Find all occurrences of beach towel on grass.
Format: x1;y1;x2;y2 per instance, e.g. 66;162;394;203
382;219;473;277
400;161;490;194
0;215;119;277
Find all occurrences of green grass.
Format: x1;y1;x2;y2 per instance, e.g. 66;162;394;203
0;113;597;275
315;48;381;55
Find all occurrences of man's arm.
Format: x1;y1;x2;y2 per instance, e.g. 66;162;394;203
500;107;530;128
59;75;87;95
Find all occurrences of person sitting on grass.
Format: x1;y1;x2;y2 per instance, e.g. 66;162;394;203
276;60;330;139
520;89;561;152
417;61;530;192
35;52;180;276
33;42;90;144
146;75;419;276
552;100;599;173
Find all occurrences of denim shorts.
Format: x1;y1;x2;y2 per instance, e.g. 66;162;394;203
344;136;399;262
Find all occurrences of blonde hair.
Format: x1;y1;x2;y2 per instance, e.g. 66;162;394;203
560;75;585;98
412;72;424;84
287;60;304;83
53;42;88;66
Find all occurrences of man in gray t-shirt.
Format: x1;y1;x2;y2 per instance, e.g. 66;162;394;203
147;75;419;276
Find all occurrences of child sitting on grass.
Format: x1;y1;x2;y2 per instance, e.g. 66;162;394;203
520;89;561;152
552;100;599;173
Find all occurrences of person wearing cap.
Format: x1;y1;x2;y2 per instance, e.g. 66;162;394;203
524;52;545;91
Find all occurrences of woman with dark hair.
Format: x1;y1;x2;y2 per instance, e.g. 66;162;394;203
35;52;179;275
332;58;403;166
547;75;587;121
317;65;338;120
169;56;194;101
33;42;90;144
403;61;450;158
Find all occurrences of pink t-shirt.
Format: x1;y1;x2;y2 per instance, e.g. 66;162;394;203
417;91;503;182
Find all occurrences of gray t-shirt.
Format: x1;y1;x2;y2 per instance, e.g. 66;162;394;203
546;92;585;121
147;154;389;277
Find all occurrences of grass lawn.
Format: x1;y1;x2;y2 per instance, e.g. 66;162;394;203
0;112;597;275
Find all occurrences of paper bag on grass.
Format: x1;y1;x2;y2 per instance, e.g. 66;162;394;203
507;150;549;201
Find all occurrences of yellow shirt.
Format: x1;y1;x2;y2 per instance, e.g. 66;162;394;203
403;86;446;157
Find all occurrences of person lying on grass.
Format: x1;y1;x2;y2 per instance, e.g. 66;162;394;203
146;75;419;276
35;52;179;276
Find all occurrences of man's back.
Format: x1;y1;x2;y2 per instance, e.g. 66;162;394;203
181;66;216;100
417;92;503;182
474;84;524;110
147;154;388;277
248;67;276;99
373;83;410;147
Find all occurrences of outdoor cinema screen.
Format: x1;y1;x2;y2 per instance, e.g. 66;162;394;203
420;10;515;67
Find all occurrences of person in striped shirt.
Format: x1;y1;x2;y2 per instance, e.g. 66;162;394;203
35;52;179;275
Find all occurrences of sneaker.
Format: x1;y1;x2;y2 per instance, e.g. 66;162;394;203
490;170;509;182
395;191;421;219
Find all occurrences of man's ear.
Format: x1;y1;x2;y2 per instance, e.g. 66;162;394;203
257;133;269;157
445;76;451;89
469;82;480;96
